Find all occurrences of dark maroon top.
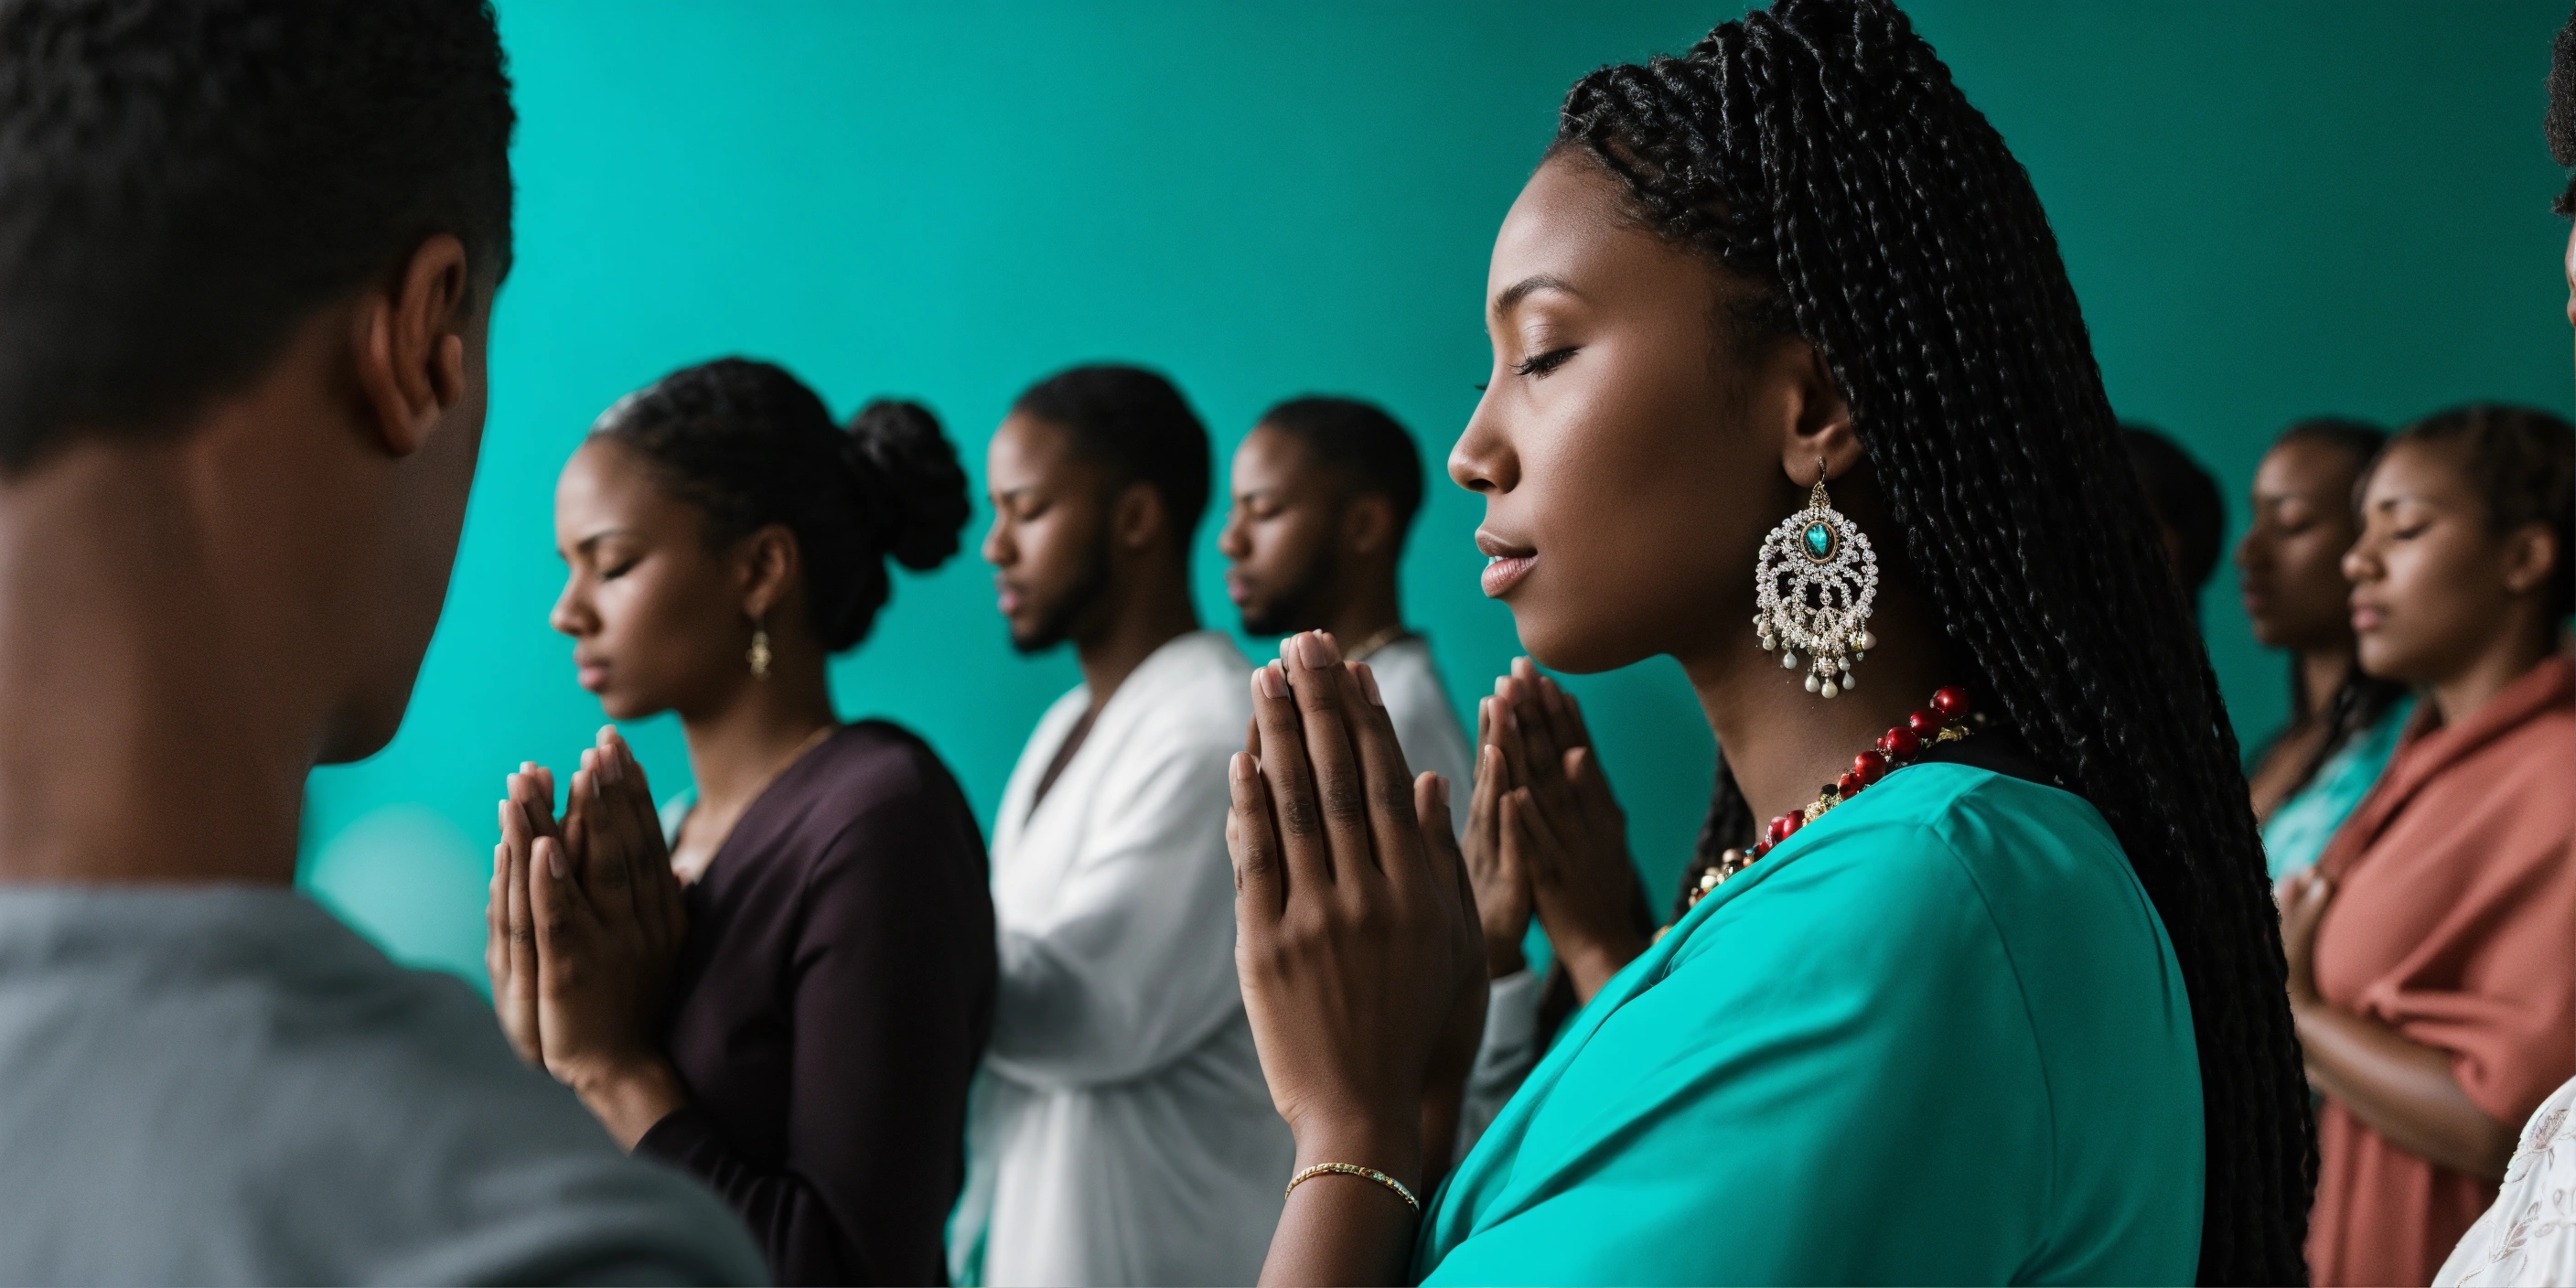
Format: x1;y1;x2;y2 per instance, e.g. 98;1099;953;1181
635;721;995;1286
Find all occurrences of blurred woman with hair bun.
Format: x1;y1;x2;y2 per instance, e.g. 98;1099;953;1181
485;358;996;1287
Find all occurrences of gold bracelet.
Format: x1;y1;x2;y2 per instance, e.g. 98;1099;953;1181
1284;1162;1421;1213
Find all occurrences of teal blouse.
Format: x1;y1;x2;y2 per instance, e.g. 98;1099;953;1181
2259;693;2414;880
1416;763;2204;1286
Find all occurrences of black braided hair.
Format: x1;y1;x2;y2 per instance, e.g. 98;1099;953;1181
2249;417;2410;800
593;358;970;652
1563;2;2311;1279
2549;4;2576;215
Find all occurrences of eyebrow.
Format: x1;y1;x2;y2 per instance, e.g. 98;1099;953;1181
1494;274;1579;314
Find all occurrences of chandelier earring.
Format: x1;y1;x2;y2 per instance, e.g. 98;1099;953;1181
1754;457;1878;700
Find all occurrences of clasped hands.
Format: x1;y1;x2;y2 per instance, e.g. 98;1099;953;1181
1226;634;1646;1206
1459;659;1648;1002
485;725;689;1145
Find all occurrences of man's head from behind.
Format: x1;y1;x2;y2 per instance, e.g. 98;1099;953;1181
1218;396;1422;637
982;364;1208;654
0;0;514;761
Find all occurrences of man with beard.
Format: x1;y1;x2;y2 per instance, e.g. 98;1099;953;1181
955;364;1290;1287
1218;397;1471;835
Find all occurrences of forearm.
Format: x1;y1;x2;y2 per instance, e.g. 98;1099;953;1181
1554;927;1646;1004
1262;1120;1425;1288
2293;997;2515;1179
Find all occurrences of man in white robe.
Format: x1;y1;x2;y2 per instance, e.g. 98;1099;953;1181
957;366;1291;1287
1217;396;1540;1160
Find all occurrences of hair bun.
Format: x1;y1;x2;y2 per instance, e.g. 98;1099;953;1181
843;399;969;573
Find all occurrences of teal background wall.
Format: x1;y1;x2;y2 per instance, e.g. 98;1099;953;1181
301;1;2576;982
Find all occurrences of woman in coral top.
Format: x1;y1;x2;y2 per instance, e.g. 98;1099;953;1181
2282;403;2576;1286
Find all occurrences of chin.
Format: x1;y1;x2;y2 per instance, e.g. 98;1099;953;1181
313;698;409;767
1508;599;1653;676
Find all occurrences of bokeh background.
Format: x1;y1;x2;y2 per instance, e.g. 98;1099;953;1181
304;0;2576;983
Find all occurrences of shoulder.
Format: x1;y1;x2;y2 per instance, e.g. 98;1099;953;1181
1121;631;1255;749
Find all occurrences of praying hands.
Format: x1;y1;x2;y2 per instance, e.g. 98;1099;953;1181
486;726;692;1147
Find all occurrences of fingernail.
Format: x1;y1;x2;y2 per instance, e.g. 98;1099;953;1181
1357;662;1384;706
544;842;566;880
1256;661;1287;699
1315;629;1341;660
1293;631;1326;670
1433;774;1452;809
1230;751;1251;782
1494;676;1510;698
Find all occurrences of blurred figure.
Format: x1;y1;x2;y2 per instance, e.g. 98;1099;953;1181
0;1;759;1281
957;365;1292;1286
2283;405;2575;1287
1218;396;1469;830
2237;417;2414;878
2122;424;2227;621
2436;27;2576;1284
489;360;995;1285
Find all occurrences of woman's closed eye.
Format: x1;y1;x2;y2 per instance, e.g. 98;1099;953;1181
1514;347;1578;379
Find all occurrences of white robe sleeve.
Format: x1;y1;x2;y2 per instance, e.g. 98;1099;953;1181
1455;967;1544;1162
985;724;1246;1090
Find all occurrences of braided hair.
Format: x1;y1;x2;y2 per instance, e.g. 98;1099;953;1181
1562;2;2311;1279
593;357;970;652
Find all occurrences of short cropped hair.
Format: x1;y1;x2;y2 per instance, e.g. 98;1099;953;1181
1013;364;1211;549
2391;402;2576;619
1256;395;1426;538
2121;424;2225;596
0;0;517;470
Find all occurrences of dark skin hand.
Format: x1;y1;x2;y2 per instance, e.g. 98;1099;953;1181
1488;660;1642;1003
2277;870;2515;1179
488;726;693;1148
1229;631;1485;1287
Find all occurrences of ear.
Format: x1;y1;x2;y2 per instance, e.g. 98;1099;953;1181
1776;342;1862;488
1341;493;1396;558
733;524;801;622
2499;521;2561;599
350;233;475;458
1111;480;1169;553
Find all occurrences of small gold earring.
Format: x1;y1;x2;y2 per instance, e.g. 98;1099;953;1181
747;621;771;680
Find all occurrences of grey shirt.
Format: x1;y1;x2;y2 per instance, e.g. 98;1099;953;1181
0;886;767;1286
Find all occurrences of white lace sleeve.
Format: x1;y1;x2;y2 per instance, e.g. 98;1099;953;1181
2438;1077;2576;1287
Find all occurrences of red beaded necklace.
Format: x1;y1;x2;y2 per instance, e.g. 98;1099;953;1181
1680;685;1981;914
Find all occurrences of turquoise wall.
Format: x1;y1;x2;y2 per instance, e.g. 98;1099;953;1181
301;1;2576;982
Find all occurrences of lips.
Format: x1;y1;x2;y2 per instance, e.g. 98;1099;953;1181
1476;530;1537;599
994;575;1025;617
1223;572;1255;606
573;657;610;692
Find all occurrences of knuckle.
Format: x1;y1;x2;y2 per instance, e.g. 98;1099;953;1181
1279;795;1322;838
1321;780;1368;825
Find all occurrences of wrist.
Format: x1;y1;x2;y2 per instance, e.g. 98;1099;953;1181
1291;1112;1426;1195
564;1055;686;1150
1484;933;1527;980
1557;927;1647;999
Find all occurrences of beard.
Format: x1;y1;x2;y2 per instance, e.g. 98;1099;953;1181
1010;535;1114;655
1239;546;1336;639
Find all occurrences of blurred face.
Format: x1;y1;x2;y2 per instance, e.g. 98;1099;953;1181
548;440;750;721
1448;154;1790;673
2235;437;2366;652
1218;425;1344;636
2343;440;2519;684
982;412;1112;653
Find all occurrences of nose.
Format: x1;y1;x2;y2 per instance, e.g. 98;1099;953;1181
1217;508;1250;562
2341;537;2379;586
982;513;1011;568
549;573;591;639
2233;525;2259;573
1449;391;1515;497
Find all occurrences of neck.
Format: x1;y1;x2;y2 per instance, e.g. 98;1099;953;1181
1680;584;1948;832
2426;612;2551;730
2294;647;2356;724
0;443;320;885
1324;571;1405;657
1074;568;1199;712
677;652;838;821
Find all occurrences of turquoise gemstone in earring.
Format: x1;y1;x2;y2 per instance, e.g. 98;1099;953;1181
1802;521;1836;561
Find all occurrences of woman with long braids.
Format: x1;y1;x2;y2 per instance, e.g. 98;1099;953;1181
1220;1;2311;1283
2236;417;2414;879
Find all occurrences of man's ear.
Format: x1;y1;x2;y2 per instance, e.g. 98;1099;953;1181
734;524;800;622
351;233;473;458
1111;480;1169;553
1341;493;1396;558
1777;341;1862;486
